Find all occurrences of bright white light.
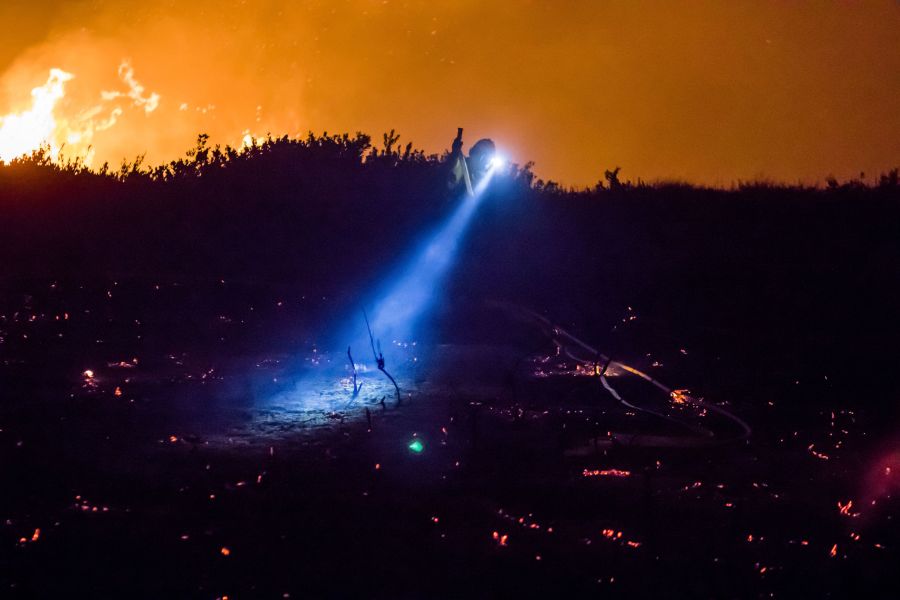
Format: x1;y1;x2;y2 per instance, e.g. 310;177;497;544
490;155;506;170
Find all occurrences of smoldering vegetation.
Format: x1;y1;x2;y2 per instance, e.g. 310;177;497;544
1;134;899;598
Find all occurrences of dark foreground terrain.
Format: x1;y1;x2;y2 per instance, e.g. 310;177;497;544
1;138;899;597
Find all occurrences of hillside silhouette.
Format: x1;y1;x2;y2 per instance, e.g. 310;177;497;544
2;132;897;285
2;133;898;365
2;132;897;393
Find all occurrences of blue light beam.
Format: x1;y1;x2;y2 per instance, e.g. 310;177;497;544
360;166;497;350
268;163;498;412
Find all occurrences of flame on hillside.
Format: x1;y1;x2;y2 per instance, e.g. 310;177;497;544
0;61;160;165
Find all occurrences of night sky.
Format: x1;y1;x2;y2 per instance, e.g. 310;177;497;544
1;0;898;185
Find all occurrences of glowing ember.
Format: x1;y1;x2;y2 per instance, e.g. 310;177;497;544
601;529;622;539
808;444;830;460
599;528;641;549
582;469;631;478
670;389;691;404
491;531;509;546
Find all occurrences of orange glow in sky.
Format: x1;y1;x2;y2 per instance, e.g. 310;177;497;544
0;0;897;186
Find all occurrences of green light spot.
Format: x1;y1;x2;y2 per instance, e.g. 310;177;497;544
408;439;424;453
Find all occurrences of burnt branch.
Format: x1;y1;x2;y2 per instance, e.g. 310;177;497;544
363;309;401;406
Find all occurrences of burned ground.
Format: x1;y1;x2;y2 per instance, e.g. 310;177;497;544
1;140;899;597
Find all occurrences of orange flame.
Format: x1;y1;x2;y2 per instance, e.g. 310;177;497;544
0;69;72;162
0;62;160;165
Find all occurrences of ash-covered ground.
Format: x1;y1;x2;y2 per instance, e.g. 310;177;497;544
1;277;898;598
2;142;899;596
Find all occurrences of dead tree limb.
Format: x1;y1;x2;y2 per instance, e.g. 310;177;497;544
363;309;401;406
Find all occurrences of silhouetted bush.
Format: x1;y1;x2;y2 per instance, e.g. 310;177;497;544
0;132;897;328
1;131;898;394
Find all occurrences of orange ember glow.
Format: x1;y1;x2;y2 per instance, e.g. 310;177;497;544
0;2;897;184
582;468;631;478
670;390;691;405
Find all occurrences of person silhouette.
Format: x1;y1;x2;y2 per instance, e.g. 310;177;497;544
467;138;496;184
447;128;495;196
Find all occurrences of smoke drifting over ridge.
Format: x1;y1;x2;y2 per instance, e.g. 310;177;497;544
1;0;898;185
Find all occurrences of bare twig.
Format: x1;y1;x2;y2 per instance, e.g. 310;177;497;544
347;346;363;398
363;309;401;405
